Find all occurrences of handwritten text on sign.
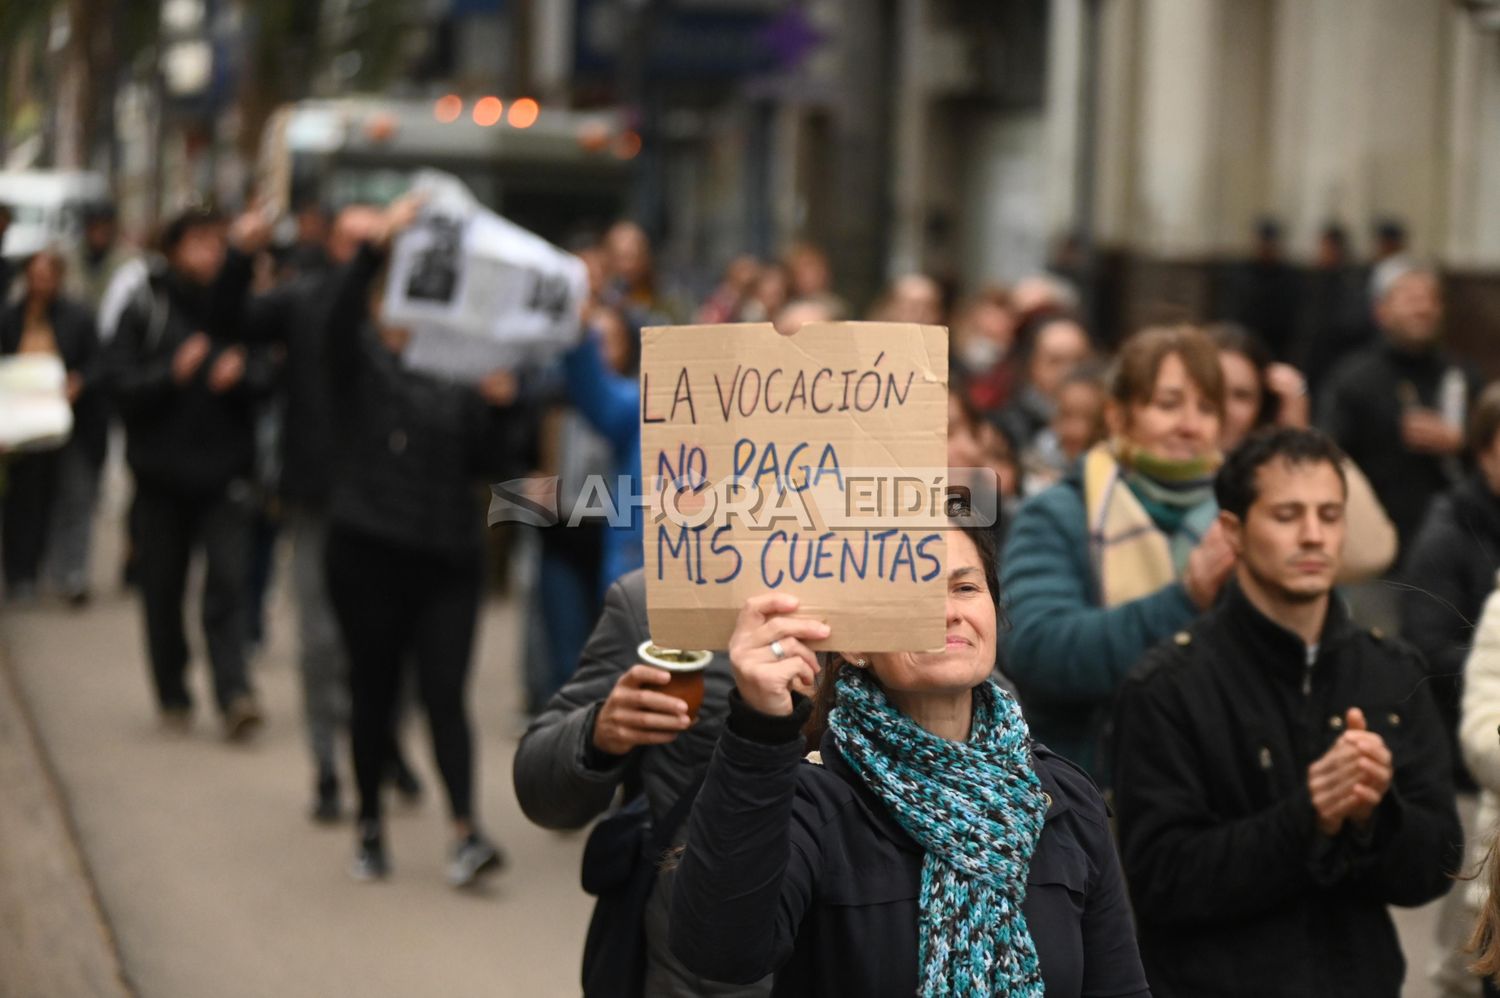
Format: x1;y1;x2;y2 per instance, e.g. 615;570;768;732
640;321;949;652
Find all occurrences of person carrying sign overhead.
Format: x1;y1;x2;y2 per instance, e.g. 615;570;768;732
318;195;535;887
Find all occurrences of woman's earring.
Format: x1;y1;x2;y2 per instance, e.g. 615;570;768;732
850;656;868;668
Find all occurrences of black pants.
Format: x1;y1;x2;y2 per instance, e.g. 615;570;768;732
325;525;481;826
2;448;59;588
134;483;253;712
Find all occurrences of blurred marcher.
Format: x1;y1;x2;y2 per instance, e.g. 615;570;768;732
1224;218;1302;360
1;250;106;603
1000;315;1093;446
278;201;332;281
1113;427;1462;998
773;294;846;336
1318;264;1480;557
1010;272;1081;327
695;255;760;324
247;203;420;821
1369;218;1412;305
1211;323;1309;443
784;242;832;299
63;202;133;314
947;389;1022;546
1001;325;1233;775
514;569;766;997
1460;576;1500;998
321;199;529;885
104;207;273;738
738;263;790;324
1021;364;1109;495
1000;315;1093;486
1296;223;1373;395
523;307;635;713
563;305;646;591
668;519;1151;996
1211;322;1396;584
950;288;1019;414
869;273;944;326
1405;383;1500;791
603;220;681;323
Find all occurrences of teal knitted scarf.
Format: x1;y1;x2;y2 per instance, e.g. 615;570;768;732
828;667;1047;997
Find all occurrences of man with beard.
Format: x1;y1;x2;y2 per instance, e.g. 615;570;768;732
1111;427;1461;998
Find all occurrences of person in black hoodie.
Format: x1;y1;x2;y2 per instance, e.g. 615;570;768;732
321;197;531;888
1402;381;1500;787
245;204;421;822
1317;264;1481;556
105;207;274;739
1;249;107;603
1111;428;1462;998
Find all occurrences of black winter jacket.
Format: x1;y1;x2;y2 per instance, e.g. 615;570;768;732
246;271;340;507
1112;583;1462;998
670;692;1151;997
513;568;737;830
104;252;273;495
323;244;533;561
1402;474;1500;764
1318;339;1481;552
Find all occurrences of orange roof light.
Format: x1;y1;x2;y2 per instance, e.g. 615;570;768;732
614;130;643;160
433;94;463;123
473;96;503;127
508;98;540;129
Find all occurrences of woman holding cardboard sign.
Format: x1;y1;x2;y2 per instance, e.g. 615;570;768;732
668;514;1149;997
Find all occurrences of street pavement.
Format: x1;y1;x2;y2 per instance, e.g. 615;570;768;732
0;466;1475;997
1;474;591;998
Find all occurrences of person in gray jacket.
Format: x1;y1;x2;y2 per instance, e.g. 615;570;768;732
514;567;766;997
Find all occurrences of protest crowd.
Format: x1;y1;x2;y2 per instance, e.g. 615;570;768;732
5;186;1500;998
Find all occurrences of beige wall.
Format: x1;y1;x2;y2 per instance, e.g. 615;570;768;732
1052;0;1500;267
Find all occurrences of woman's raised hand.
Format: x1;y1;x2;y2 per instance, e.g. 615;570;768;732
728;594;830;717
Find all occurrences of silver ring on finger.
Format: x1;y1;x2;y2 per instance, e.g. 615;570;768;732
770;639;786;660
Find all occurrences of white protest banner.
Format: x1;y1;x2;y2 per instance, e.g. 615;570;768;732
0;354;72;451
640;321;950;653
381;170;588;381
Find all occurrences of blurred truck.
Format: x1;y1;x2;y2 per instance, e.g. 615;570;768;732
258;96;633;245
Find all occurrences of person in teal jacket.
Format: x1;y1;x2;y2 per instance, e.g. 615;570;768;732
1001;325;1236;776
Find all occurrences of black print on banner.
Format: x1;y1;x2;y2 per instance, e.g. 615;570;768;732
406;216;464;303
528;272;572;322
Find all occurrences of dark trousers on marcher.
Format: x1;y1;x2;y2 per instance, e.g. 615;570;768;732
2;448;59;590
134;483;253;713
325;525;481;827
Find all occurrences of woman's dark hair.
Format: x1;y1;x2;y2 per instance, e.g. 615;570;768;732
803;505;1001;750
1206;321;1279;427
1213;427;1347;520
158;206;224;255
1468;382;1500;456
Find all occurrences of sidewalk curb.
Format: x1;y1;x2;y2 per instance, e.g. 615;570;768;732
0;631;136;998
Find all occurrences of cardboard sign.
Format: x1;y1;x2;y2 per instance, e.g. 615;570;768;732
640;321;949;652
